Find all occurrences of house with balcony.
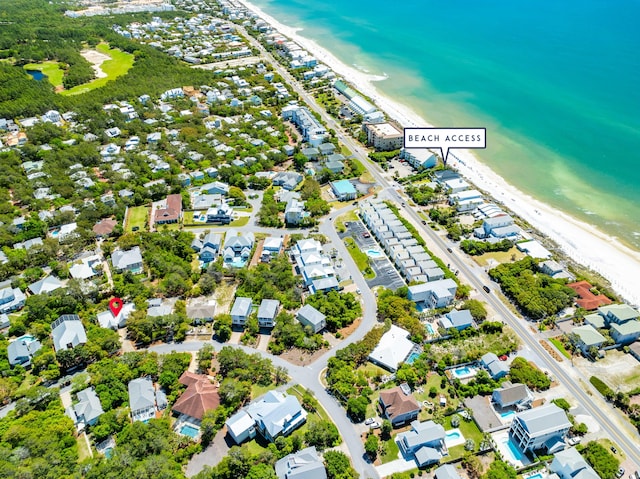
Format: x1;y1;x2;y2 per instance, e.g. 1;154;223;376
231;297;253;327
257;299;280;328
509;403;571;454
379;384;421;427
396;419;446;467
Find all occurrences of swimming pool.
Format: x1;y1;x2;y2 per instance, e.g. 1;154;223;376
444;428;465;447
452;366;477;379
366;249;383;258
405;352;421;364
501;410;516;419
528;473;544;479
226;259;247;268
104;447;113;458
502;437;525;462
50;229;60;238
426;323;435;334
180;425;200;438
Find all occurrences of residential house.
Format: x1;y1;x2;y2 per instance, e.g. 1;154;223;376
301;147;319;160
509;403;571;454
69;255;101;280
194;232;223;263
275;446;327;479
439;309;474;331
285;198;308;226
13;237;43;250
540;260;574;281
368;325;416;372
297;304;326;333
66;387;104;429
0;284;26;313
550;447;599;479
407;279;458;309
93;218;118;237
610;321;640;345
492;382;533;410
128;377;158;422
245;390;307;442
172;372;220;423
397;419;446;467
51;314;87;352
257;299;280;328
205;203;233;224
628;341;640;362
273;172;303;190
479;215;517;239
480;352;510;379
226;410;257;444
379;384;421;427
223;229;254;266
112;246;144;273
231;297;253;326
598;304;639;325
262;237;283;260
434;464;462;479
97;302;135;330
147;298;173;317
567;281;612;310
571;325;606;353
154;194;183;225
7;335;42;367
28;275;64;295
318;142;336;156
200;181;229;195
330;179;357;201
186;298;217;324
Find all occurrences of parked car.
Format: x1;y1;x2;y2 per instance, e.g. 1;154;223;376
422;220;427;225
369;421;381;429
447;247;453;253
364;417;375;425
356;288;362;294
616;468;625;478
611;446;618;454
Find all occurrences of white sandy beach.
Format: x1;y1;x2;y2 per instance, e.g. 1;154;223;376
237;0;640;307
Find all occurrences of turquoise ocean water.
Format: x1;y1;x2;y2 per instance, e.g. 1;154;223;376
250;0;640;248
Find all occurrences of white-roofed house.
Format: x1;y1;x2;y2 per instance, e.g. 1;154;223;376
439;309;474;331
231;297;253;327
66;387;104;429
407;279;458;309
368;325;416;372
509;403;571;454
128;377;157;422
97;302;135;329
550;447;599;479
51;314;87;352
226;410;257;444
396;419;446;466
297;304;326;333
7;335;42;367
245;390;307;442
275;446;327;479
28;275;64;295
111;246;144;273
257;299;280;328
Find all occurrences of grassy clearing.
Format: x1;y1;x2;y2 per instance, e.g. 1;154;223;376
76;434;91;460
251;383;273;400
344;237;375;279
287;385;331;422
230;216;249;227
23;61;65;87
473;246;526;267
335;210;359;232
550;337;572;359
62;43;134;96
381;436;400;463
126;206;149;232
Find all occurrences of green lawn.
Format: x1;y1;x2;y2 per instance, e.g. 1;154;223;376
230;216;250;227
62;43;134;96
550;337;572;359
126;206;149;232
23;61;64;87
344;237;375;279
441;414;483;461
381;436;400;463
251;383;273;400
473;246;526;267
335;210;359;232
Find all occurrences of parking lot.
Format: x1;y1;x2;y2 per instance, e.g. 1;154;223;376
339;219;405;291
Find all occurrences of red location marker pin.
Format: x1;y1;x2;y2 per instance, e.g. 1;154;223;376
109;297;124;316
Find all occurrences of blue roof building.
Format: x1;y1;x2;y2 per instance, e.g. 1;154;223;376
330;180;357;201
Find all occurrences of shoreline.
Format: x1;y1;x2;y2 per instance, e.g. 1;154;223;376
236;0;640;307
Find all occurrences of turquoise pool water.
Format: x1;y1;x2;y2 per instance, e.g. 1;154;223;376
180;425;199;438
528;473;544;479
366;249;383;258
502;438;525;462
51;230;60;238
104;447;113;458
406;352;420;364
446;431;460;439
501;410;516;419
452;367;471;377
226;259;247;268
426;323;435;334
